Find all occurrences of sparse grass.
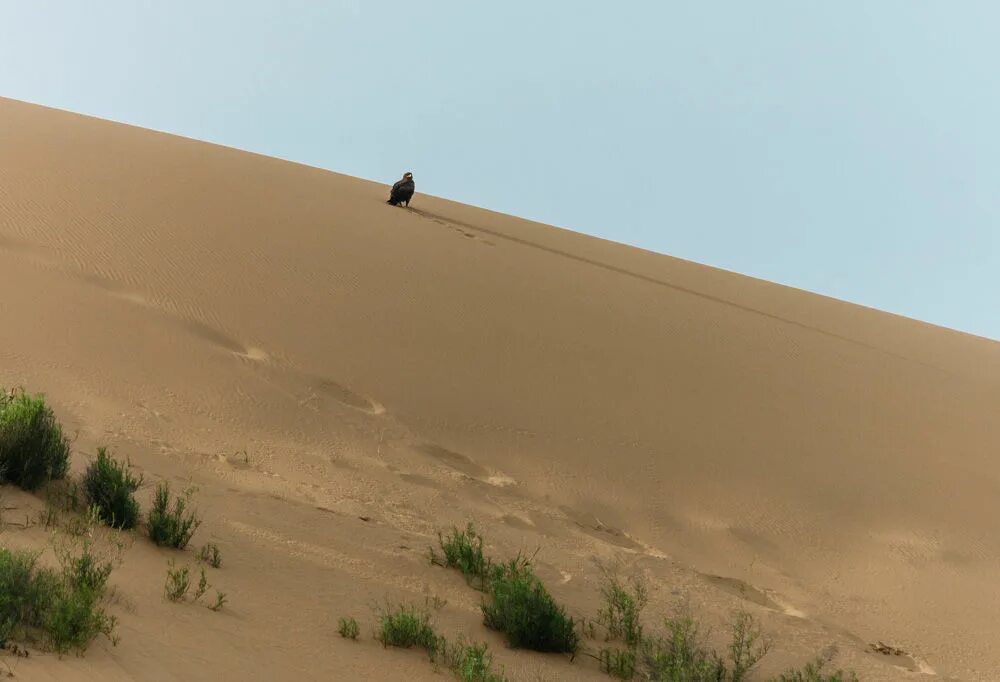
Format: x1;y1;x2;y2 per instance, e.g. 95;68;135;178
338;616;360;640
482;555;579;654
430;522;577;655
0;388;70;491
164;562;190;602
600;647;638;679
431;522;493;589
147;482;200;549
598;571;647;648
770;657;859;682
372;603;508;681
194;568;209;601
639;615;727;681
82;448;142;530
439;640;508;682
0;541;117;654
376;603;440;652
209;591;227;612
198;542;222;568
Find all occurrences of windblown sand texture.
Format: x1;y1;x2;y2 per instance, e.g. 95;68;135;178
1;96;998;680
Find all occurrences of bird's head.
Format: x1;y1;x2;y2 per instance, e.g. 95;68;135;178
403;172;413;180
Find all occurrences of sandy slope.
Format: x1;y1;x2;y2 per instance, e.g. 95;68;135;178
0;96;998;681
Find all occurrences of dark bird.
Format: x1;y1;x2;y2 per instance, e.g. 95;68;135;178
387;172;415;207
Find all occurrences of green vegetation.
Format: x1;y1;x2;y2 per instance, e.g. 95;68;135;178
164;562;190;602
376;603;440;652
372;604;507;681
439;639;508;682
0;388;70;491
198;542;222;568
0;542;117;654
83;447;142;530
209;591;227;612
594;572;773;681
338;616;360;640
598;572;647;648
147;482;200;549
482;555;578;654
431;523;493;589
600;646;638;679
431;523;578;655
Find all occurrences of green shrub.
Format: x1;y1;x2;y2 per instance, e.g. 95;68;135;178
209;591;227;612
481;555;578;654
598;573;647;648
639;616;726;681
601;647;638;679
431;523;493;589
637;612;769;682
82;448;142;530
147;482;200;549
446;641;507;682
376;604;440;652
0;544;116;654
771;657;859;682
198;542;222;568
164;562;190;602
0;388;70;490
338;616;360;640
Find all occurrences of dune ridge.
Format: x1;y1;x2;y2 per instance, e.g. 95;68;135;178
1;96;998;680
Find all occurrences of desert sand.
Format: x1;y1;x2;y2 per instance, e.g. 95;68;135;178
0;96;998;681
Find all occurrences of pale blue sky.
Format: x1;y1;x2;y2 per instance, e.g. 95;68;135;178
1;2;997;339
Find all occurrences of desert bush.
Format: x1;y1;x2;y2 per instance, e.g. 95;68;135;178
636;612;770;682
443;640;508;682
598;572;647;648
338;616;360;640
376;604;440;653
198;542;222;568
147;482;200;549
83;448;142;530
0;388;70;490
164;562;190;602
482;555;578;654
771;657;859;682
209;591;227;612
600;647;638;679
0;542;117;654
431;522;493;589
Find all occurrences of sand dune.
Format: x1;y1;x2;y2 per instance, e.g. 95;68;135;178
1;96;998;680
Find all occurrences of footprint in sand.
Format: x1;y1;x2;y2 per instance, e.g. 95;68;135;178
179;319;270;361
74;269;271;362
312;377;385;415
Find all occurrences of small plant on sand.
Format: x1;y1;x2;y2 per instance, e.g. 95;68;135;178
439;639;508;682
209;591;227;612
164;562;190;602
0;388;70;491
194;568;209;601
598;571;647;648
197;542;222;568
600;647;638;679
431;522;493;589
376;604;440;653
147;482;200;549
482;554;578;654
636;611;770;682
0;539;118;654
771;656;859;682
82;448;142;530
338;616;360;640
